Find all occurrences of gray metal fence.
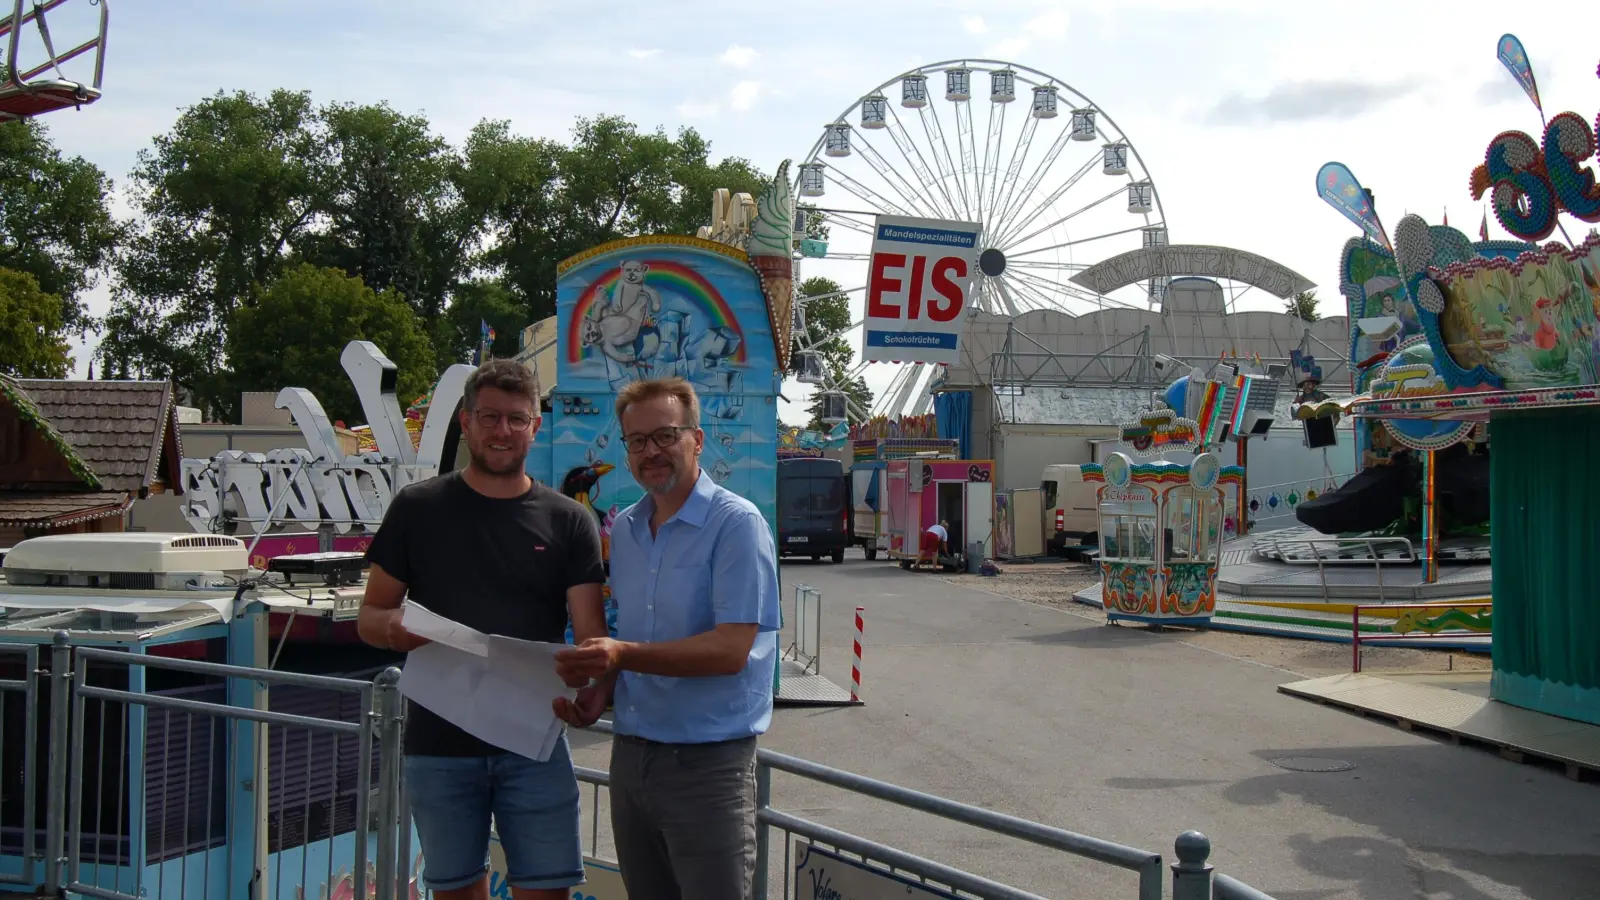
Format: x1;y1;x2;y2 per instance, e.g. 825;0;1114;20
577;719;1279;900
12;632;1279;900
28;635;410;900
0;641;40;888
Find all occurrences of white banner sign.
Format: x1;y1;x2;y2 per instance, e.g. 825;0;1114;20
862;214;982;366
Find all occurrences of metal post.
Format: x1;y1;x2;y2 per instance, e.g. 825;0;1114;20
372;669;404;900
1352;606;1362;673
43;632;70;894
1171;831;1214;900
753;760;772;899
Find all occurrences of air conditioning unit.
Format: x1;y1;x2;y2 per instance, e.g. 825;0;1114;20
2;533;250;591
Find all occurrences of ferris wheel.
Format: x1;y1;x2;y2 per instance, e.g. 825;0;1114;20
787;59;1169;422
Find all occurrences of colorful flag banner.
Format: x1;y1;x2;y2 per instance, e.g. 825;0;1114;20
1315;162;1391;250
1496;33;1543;116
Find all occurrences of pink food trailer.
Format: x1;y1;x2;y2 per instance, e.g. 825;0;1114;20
884;458;995;567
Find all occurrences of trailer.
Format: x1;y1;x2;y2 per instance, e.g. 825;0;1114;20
882;457;996;569
848;438;958;560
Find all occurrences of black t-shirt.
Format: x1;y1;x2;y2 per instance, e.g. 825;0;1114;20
364;471;607;756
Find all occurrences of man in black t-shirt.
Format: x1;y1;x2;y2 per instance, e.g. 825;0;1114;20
358;359;608;900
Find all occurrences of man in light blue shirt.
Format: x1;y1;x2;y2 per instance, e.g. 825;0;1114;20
554;376;781;900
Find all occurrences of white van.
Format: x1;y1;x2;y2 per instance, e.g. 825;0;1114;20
1040;463;1100;557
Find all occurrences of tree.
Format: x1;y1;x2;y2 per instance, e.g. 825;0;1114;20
0;119;121;335
226;264;436;425
478;114;768;325
295;101;480;326
436;278;525;365
791;276;874;430
790;276;852;376
1286;290;1319;322
0;268;72;378
100;89;329;419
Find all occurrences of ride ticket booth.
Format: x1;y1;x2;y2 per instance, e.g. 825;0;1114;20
1082;451;1239;628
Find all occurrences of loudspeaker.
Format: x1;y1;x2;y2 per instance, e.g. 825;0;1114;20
1303;417;1338;449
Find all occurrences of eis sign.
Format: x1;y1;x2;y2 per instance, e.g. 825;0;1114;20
862;214;982;366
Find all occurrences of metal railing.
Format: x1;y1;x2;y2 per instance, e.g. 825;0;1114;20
1241;474;1354;532
0;642;40;888
1351;601;1493;672
578;719;1277;900
23;634;412;900
10;632;1281;900
783;584;823;676
1252;536;1417;602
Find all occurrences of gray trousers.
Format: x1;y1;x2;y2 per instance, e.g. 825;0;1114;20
609;733;759;900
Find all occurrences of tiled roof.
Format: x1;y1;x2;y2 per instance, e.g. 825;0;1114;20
0;491;132;527
14;379;178;494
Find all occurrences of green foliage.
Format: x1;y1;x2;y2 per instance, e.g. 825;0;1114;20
0;268;72;378
88;94;773;421
0;120;121;334
227;264;436;425
99;89;328;419
791;276;852;375
1286;289;1320;322
476;114;767;325
791;276;874;430
436;278;525;364
295;100;478;323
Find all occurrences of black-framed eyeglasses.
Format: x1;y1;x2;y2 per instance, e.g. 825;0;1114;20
623;426;695;453
473;410;535;432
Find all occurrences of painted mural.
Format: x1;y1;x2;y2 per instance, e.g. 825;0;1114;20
1427;235;1600;389
534;235;782;637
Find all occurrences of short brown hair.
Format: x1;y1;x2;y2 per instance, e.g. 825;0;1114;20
463;359;540;410
615;377;700;428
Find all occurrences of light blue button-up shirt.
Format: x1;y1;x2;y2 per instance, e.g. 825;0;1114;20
609;468;782;743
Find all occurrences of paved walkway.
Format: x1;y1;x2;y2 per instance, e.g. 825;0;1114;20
570;554;1599;899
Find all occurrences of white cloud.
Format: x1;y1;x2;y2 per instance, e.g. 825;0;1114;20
962;15;987;34
983;7;1070;59
627;48;661;59
728;80;764;111
1028;7;1070;40
719;44;758;68
676;98;720;119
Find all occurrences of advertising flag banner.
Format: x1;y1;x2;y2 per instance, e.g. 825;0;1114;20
1496;33;1543;115
862;214;983;365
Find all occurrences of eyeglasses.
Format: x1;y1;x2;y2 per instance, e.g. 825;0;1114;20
473;410;535;432
623;426;695;453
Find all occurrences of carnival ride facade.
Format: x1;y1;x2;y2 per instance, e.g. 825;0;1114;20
1303;45;1600;725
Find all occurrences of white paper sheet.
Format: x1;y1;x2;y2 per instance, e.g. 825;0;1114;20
401;601;491;656
396;608;575;761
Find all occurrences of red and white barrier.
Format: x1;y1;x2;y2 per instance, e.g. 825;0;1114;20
852;606;864;702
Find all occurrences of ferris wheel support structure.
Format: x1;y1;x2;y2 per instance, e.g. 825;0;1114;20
787;59;1172;422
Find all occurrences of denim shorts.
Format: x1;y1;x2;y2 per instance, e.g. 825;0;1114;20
404;734;584;892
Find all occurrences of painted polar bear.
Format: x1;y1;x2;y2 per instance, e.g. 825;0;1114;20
583;260;663;369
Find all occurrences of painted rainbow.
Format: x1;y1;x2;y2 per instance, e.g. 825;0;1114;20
565;260;748;364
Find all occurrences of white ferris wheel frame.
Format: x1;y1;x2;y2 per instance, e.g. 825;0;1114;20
788;58;1171;422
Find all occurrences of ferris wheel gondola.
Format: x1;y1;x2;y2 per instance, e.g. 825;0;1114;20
0;0;109;122
786;59;1170;420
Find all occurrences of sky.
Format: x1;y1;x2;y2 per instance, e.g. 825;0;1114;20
20;0;1600;421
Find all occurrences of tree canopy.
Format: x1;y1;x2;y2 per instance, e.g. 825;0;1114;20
0;268;72;378
226;263;436;425
0;120;120;336
793;275;874;430
0;90;844;426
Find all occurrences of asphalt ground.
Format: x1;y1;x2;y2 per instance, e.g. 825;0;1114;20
568;552;1599;900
